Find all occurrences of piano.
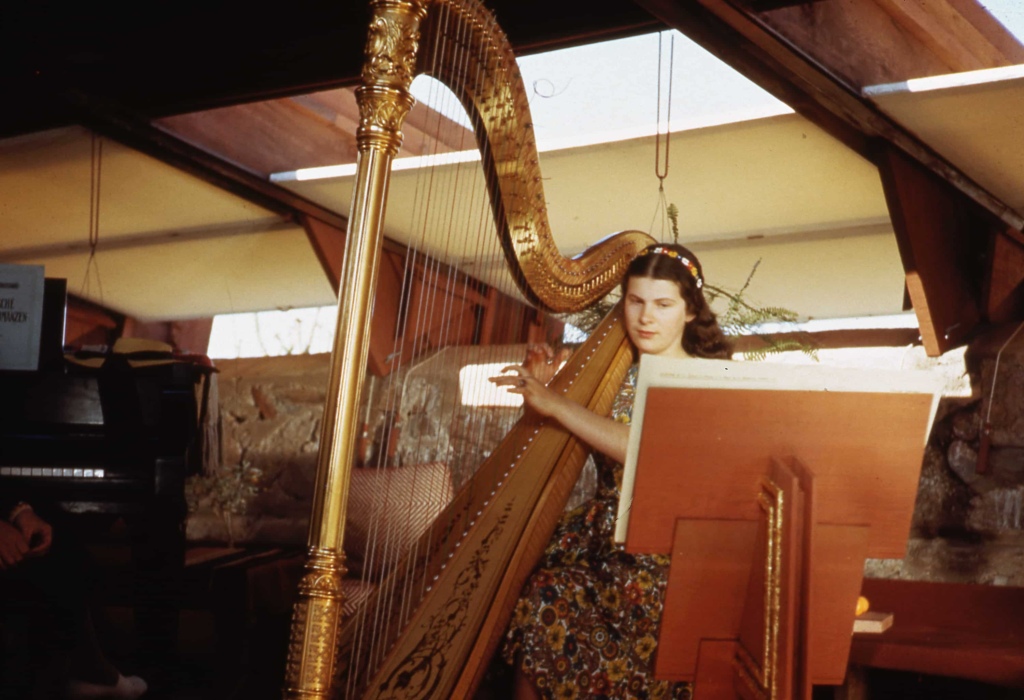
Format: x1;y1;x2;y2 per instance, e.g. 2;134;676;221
0;358;204;515
0;278;210;659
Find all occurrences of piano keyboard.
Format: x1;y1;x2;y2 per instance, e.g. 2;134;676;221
0;466;106;479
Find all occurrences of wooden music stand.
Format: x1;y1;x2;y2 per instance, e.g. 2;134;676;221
614;356;941;700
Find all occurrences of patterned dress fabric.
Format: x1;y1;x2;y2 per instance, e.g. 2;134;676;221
503;366;691;699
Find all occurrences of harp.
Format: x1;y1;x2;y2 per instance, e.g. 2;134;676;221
283;1;654;697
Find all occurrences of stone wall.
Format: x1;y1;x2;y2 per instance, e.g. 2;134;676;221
866;323;1024;585
186;354;328;545
185;345;594;547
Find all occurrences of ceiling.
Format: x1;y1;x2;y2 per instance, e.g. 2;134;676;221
1;0;1022;328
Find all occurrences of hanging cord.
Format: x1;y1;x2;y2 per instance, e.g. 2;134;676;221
649;31;675;242
977;320;1024;475
82;133;104;303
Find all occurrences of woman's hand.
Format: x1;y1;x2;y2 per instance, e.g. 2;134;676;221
522;343;572;386
489;347;629;463
489;364;564;418
490;344;573;417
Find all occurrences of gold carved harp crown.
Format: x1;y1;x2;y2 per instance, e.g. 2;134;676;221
283;1;653;697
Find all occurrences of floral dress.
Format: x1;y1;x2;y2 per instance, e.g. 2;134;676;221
503;366;691;700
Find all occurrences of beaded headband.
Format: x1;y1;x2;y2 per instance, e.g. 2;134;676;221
639;245;703;288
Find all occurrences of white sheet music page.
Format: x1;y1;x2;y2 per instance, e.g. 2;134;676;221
0;264;45;371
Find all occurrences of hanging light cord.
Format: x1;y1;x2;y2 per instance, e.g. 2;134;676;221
650;31;675;241
82;133;104;302
977;320;1024;475
984;320;1024;427
654;31;674;186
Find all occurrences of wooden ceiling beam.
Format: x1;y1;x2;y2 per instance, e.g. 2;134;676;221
633;0;1024;233
755;0;1024;87
872;0;1022;72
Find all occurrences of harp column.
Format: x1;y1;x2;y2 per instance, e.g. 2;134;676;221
283;1;427;698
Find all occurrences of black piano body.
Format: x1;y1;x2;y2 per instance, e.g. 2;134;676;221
0;357;208;660
0;360;204;515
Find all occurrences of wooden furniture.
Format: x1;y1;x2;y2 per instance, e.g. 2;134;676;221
618;356;940;699
850;577;1024;689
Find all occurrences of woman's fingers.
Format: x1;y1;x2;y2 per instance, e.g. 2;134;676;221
490;365;528;391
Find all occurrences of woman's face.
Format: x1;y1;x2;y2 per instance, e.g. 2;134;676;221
623;276;694;358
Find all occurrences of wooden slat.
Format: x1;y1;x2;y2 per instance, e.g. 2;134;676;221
658;519;758;680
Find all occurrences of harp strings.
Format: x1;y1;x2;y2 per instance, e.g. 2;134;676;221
343;0;544;691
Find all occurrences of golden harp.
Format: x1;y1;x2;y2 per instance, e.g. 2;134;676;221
283;1;653;697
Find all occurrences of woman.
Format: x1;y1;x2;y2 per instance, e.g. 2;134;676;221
491;243;731;700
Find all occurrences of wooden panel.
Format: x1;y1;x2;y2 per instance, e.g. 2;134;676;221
300;215;345;293
877;144;984;355
985;230;1024;323
628;388;931;558
657;519;758;680
156;99;358;177
851;578;1024;688
805;524;869;685
694;640;741;700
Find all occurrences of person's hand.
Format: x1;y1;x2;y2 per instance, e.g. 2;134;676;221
12;508;52;559
522;343;572;386
489;364;564;418
0;520;30;570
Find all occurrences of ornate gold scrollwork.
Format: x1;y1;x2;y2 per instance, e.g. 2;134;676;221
735;478;784;700
284;549;349;698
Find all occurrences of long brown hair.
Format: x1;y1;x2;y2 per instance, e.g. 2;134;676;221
621;243;732;359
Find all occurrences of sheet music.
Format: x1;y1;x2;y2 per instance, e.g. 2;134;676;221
613;354;944;544
0;264;45;371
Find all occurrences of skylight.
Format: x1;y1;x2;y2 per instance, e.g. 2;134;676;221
272;30;792;183
980;1;1024;46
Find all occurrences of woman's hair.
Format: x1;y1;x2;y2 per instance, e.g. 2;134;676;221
621;243;733;359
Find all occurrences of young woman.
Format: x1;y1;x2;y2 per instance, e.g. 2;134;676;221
491;243;731;700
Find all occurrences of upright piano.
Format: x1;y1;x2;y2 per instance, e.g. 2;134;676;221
0;279;210;658
0;357;204;515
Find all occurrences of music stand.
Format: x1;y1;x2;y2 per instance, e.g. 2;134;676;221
615;356;941;699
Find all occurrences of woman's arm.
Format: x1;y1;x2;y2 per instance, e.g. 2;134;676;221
490;347;630;464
